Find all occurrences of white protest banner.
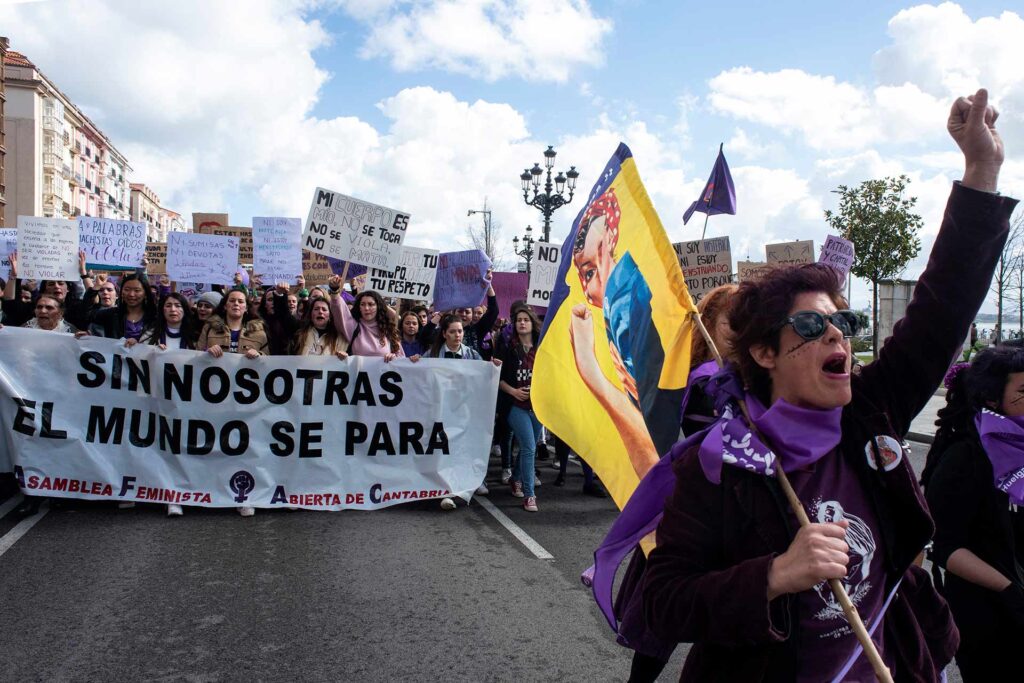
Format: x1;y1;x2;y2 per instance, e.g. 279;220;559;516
166;232;239;285
0;229;17;281
527;242;560;307
737;260;774;283
365;246;439;303
0;329;498;508
17;216;79;281
819;235;855;286
673;236;732;303
78;217;147;271
766;240;815;266
433;249;492;311
253;217;303;284
303;187;411;270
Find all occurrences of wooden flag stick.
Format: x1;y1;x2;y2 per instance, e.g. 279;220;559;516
690;309;893;683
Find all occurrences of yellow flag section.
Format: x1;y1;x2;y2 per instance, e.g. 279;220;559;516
533;143;697;509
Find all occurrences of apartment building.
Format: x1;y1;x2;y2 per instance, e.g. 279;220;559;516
130;183;162;241
0;37;9;226
3;49;134;224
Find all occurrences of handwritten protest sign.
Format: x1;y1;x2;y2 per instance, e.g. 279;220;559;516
492;272;529;317
196;225;252;265
365;246;439;303
737;260;774;283
673;236;732;303
303;188;410;270
17;216;79;281
302;250;333;285
166;232;239;285
433;249;492;311
253;217;303;284
527;242;560;308
78;217;146;271
819;235;855;286
192;213;229;231
145;242;167;275
0;229;17;281
766;240;815;266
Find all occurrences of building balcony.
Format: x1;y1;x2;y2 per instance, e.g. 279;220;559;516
62;164;71;179
70;173;82;187
73;141;81;154
72;207;82;217
62;201;71;215
63;131;70;146
85;179;93;191
42;115;62;133
42;151;61;169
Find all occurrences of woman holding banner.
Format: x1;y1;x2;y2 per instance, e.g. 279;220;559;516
327;276;403;360
922;349;1024;681
89;272;157;342
631;90;1014;681
399;310;426;359
289;296;348;358
137;292;199;351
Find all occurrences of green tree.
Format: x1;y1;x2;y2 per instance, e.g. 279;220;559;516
824;175;923;360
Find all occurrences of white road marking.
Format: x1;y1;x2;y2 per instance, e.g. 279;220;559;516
0;494;25;520
0;502;48;559
476;496;554;560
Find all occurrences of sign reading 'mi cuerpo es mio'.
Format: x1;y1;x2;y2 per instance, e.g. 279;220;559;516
303;188;411;271
673;236;732;303
527;242;560;307
0;329;499;509
365;246;439;304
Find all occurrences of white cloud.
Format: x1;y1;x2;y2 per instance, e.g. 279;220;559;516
344;0;613;82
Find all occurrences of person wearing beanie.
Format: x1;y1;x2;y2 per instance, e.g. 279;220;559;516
195;291;223;325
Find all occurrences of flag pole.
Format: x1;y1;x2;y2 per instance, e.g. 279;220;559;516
700;212;710;240
690;309;893;683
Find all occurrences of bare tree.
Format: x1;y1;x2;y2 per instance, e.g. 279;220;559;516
465;198;508;268
990;210;1024;343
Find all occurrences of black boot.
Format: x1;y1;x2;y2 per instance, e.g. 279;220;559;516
13;496;42;519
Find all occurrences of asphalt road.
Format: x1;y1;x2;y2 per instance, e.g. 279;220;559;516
0;443;959;682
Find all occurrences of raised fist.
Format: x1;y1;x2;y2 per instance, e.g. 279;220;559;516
948;88;1004;192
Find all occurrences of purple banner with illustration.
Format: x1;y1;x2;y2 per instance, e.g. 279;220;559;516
432;249;492;311
491;272;530;318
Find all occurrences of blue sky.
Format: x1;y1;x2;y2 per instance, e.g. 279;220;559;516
3;0;1022;311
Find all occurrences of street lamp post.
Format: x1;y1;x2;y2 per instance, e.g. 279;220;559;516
512;225;535;276
520;145;579;243
467;203;493;258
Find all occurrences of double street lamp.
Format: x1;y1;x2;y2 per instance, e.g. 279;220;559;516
520;145;579;243
512;225;535;275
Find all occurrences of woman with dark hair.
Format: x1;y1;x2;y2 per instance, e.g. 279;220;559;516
922;347;1024;681
399;310;426;359
136;292;198;351
327;275;403;360
260;282;301;356
289;295;348;358
605;90;1017;681
497;307;543;511
89;272;157;341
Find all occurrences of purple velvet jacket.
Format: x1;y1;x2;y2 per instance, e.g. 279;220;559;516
637;183;1019;681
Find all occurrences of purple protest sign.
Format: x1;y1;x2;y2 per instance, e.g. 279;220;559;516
819;235;855;286
432;249;492;311
327;257;368;279
491;272;530;318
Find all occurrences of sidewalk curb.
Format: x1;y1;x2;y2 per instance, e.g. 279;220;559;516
907;431;934;444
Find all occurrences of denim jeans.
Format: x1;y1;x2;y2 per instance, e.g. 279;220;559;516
508;405;541;497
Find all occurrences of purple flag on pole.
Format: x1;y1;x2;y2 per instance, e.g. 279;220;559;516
682;143;737;225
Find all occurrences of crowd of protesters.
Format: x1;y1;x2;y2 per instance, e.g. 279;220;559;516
0;254;604;519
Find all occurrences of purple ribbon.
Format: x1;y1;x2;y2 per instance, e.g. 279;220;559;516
975;409;1024;505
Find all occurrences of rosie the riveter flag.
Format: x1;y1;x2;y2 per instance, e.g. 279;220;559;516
0;329;499;509
533;144;697;508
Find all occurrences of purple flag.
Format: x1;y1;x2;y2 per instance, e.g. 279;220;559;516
682;143;737;225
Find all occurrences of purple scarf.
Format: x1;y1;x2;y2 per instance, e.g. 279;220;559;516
586;367;843;639
975;409;1024;505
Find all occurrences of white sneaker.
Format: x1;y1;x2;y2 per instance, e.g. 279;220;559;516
501;468;512;484
118;501;135;509
440;497;457;511
238;506;255;517
534;475;542;487
475;483;489;495
166;504;183;517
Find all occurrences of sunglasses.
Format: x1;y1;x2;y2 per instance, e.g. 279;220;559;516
775;309;860;340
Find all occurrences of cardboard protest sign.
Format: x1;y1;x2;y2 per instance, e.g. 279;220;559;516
145;242;167;275
303;188;411;270
737;260;773;283
492;272;529;318
192;213;229;231
0;229;17;281
766;240;815;266
433;249;492;311
166;232;239;285
673;236;732;303
819;235;855;286
365;246;439;303
527;242;560;308
253;217;303;284
302;250;333;285
17;216;79;281
196;224;253;265
78;217;146;271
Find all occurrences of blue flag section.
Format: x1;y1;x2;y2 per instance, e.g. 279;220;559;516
682;143;737;225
